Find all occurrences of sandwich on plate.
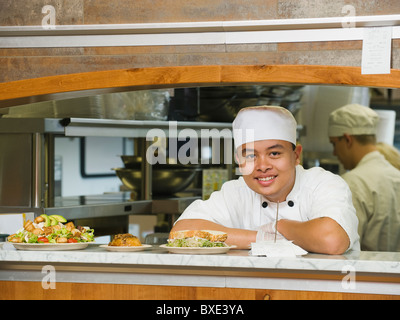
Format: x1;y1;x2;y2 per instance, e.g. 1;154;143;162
167;230;228;247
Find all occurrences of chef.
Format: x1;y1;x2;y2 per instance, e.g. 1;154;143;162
328;103;400;251
171;106;360;254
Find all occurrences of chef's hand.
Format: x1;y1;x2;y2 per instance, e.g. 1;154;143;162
256;221;285;242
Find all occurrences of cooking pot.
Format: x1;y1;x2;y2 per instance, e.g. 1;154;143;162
120;155;191;169
113;167;198;195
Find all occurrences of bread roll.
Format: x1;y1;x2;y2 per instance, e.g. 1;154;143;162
109;233;142;246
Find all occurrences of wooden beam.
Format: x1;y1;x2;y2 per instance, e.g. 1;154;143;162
221;65;400;88
1;65;400;108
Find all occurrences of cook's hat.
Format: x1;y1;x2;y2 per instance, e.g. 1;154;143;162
232;106;297;150
328;103;379;137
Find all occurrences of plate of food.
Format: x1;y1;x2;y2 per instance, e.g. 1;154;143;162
7;214;95;251
160;230;236;254
100;233;152;252
11;242;90;251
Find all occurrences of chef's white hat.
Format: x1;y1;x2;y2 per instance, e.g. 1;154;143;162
328;103;379;137
232;106;297;150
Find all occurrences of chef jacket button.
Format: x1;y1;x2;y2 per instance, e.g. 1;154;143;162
262;201;268;208
288;200;294;207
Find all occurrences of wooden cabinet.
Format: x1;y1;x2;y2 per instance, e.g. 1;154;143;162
1;281;399;300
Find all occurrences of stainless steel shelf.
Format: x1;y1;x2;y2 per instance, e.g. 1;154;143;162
44;200;152;220
0;118;65;134
152;196;200;214
63;117;233;138
0;117;233;138
43;195;199;220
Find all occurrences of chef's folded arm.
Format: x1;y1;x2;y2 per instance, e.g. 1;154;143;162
276;217;350;255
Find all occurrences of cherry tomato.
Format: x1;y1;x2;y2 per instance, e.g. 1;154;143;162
38;237;49;243
67;238;78;243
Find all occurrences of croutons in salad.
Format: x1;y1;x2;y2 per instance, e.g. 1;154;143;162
7;214;94;244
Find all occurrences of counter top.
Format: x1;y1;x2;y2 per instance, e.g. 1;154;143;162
2;242;400;296
1;242;400;275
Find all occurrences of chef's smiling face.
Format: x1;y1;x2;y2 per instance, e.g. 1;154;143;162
236;139;302;203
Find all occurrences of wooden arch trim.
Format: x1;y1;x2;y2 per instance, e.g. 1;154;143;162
1;65;400;106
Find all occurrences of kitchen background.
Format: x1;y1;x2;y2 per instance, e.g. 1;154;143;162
1;84;398;242
1;0;400;242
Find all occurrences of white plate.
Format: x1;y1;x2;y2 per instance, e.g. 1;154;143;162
99;244;152;252
11;242;90;251
159;244;236;254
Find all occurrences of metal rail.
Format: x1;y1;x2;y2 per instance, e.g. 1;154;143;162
1;15;400;48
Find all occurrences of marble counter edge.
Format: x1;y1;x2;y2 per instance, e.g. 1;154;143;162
1;243;400;275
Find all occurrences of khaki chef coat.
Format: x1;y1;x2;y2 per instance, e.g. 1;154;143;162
342;151;400;251
177;165;360;252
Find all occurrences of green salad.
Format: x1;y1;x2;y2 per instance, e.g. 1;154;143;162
7;214;95;244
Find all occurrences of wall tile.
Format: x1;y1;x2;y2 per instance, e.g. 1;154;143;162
0;0;83;26
83;0;277;24
278;0;400;19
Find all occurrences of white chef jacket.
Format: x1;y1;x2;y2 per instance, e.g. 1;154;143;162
342;151;400;252
177;165;360;252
